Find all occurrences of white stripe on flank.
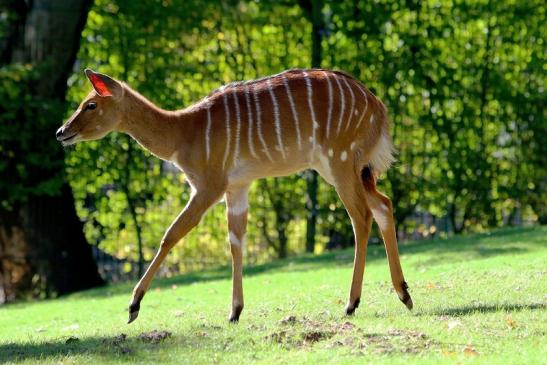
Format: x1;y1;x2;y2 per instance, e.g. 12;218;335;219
355;85;369;130
267;79;286;159
282;76;302;150
233;91;241;165
334;75;346;136
303;71;318;152
253;85;273;161
244;86;258;159
323;71;334;139
343;77;355;132
205;107;212;160
222;92;231;169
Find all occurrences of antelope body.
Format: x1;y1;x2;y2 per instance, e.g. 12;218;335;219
57;68;412;323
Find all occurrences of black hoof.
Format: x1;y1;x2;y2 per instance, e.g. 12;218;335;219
399;281;413;310
128;295;142;324
128;309;140;324
229;304;243;323
345;298;360;316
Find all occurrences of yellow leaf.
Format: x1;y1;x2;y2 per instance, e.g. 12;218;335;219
463;345;479;356
506;316;517;329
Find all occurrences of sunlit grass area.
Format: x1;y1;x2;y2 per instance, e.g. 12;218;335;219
1;226;545;364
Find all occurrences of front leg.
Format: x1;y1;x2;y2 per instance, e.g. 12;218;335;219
128;186;225;323
225;186;249;322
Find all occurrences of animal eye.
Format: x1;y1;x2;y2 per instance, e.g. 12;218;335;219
85;102;97;110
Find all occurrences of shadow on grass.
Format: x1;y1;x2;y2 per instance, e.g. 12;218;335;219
0;332;216;363
37;225;542;301
0;336;130;363
426;302;546;317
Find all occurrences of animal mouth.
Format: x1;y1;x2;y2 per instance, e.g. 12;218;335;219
59;133;78;146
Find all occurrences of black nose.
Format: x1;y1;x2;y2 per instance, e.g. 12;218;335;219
56;127;64;140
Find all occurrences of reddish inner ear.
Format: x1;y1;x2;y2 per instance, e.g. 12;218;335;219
88;73;112;96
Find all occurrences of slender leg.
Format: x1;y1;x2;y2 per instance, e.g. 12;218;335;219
361;167;413;310
330;170;373;315
225;186;249;322
128;188;225;323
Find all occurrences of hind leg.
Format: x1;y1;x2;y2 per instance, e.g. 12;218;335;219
326;166;374;315
361;167;413;310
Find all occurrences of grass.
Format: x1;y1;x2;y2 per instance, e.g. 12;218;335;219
0;226;545;364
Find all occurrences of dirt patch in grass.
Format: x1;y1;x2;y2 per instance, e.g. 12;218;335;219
101;333;132;354
267;315;436;354
138;330;172;344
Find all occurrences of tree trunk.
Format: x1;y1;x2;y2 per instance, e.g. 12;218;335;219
0;0;103;303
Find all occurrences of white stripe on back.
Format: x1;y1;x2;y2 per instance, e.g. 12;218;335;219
303;71;318;152
322;71;333;139
334;75;346;135
355;84;369;130
282;76;302;150
222;92;231;169
253;85;274;161
343;76;355;132
233;90;241;165
267;79;286;159
244;86;258;159
205;107;212;160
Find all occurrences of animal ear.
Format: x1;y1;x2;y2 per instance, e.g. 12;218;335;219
84;69;122;98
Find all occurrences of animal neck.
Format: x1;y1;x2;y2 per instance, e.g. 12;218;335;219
118;86;188;160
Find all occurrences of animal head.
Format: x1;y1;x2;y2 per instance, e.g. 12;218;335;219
56;69;124;146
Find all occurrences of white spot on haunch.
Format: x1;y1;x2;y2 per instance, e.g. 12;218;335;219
340;151;348;161
354;109;358;116
328;149;334;157
350;142;357;150
229;231;242;247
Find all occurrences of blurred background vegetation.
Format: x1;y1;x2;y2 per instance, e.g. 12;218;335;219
0;0;545;301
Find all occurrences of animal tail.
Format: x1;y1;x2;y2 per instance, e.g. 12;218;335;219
368;101;395;175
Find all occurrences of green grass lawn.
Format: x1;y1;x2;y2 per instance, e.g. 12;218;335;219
1;226;545;364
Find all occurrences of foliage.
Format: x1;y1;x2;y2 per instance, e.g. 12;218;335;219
60;0;545;272
0;64;66;210
0;226;545;363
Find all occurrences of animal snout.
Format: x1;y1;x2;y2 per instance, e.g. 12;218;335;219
55;126;64;140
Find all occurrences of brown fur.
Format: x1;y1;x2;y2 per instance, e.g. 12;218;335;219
56;68;410;323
